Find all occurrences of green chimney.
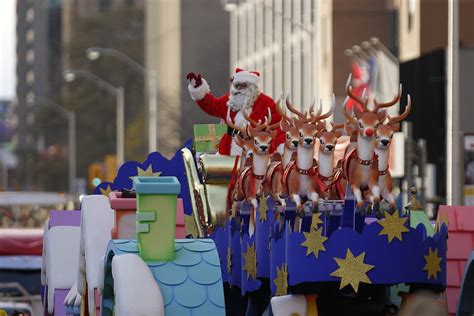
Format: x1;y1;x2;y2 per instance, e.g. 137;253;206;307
133;176;181;261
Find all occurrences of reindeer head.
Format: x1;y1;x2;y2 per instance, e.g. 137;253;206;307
242;106;279;156
343;74;400;140
275;97;299;150
316;121;344;154
375;95;412;149
285;96;333;149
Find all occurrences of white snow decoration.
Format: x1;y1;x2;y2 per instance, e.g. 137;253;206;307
112;254;164;316
65;195;114;316
44;225;80;314
270;294;307;316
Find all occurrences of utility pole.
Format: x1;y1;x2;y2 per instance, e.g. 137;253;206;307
447;0;461;205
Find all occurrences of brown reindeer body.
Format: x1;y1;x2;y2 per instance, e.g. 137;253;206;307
284;98;332;209
373;95;412;207
264;115;299;206
316;122;346;200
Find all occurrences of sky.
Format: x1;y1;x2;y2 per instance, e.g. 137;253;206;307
0;1;16;100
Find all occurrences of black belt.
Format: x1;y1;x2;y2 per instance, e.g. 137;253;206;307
227;126;234;136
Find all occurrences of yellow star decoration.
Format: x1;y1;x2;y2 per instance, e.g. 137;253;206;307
311;212;323;229
99;185;116;197
301;227;328;258
184;215;199;238
227;246;232;274
330;249;374;293
378;211;409;243
259;196;268;223
242;243;257;280
423;247;442;280
129;165;162;180
274;264;288;296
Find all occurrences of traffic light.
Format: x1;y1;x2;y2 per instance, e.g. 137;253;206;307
88;163;104;190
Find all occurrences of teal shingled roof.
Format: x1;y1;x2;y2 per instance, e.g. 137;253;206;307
102;239;225;316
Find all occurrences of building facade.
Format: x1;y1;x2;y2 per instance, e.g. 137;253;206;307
225;0;333;113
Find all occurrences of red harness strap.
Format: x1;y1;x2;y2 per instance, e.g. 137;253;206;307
265;161;283;196
282;160;318;191
317;169;344;199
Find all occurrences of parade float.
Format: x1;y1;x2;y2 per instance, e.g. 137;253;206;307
41;70;449;316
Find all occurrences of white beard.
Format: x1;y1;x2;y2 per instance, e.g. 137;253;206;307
227;84;259;112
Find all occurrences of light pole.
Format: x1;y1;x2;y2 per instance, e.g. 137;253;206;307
63;69;125;168
27;96;76;194
85;47;158;153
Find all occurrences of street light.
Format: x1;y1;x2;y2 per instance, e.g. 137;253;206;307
27;96;76;194
63;69;125;168
85;47;158;153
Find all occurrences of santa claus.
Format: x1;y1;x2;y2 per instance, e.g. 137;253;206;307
186;68;285;155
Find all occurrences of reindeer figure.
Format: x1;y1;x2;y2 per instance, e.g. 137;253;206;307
315;118;346;200
264;98;314;206
283;98;333;210
342;75;388;207
233;109;278;233
374;94;412;207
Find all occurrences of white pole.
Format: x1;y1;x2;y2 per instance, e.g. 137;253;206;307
117;87;125;168
447;0;461;205
149;71;158;153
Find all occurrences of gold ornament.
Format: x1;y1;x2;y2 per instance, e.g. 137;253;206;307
274;264;288;296
311;212;323;229
378;211;409;243
129;165;162;180
259;196;268;223
243;243;257;280
330;249;374;293
301;227;327;258
227;246;232;274
229;202;237;219
184;215;199;238
99;185;116;197
423;247;442;280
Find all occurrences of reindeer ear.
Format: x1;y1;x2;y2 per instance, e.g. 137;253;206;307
316;122;326;131
391;122;400;132
235;134;244;147
316;130;324;138
353;106;363;119
246;124;253;138
335;130;343;138
344;122;354;136
377;110;387;122
280;119;290;131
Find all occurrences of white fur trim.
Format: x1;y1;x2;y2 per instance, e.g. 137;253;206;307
188;78;210;101
233;71;260;86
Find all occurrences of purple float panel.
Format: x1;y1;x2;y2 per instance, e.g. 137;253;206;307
54;288;73;316
49;210;81;228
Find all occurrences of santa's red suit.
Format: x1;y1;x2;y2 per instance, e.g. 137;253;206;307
187;69;285;155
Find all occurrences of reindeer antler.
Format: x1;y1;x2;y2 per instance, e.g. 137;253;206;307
330;121;345;131
226;107;248;137
345;74;369;111
343;96;357;125
373;84;402;112
243;106;269;136
311;95;334;123
388;94;412;124
285;96;306;119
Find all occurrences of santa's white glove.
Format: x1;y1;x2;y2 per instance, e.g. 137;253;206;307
186;72;210;101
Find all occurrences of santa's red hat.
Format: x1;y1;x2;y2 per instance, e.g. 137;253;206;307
231;68;260;86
